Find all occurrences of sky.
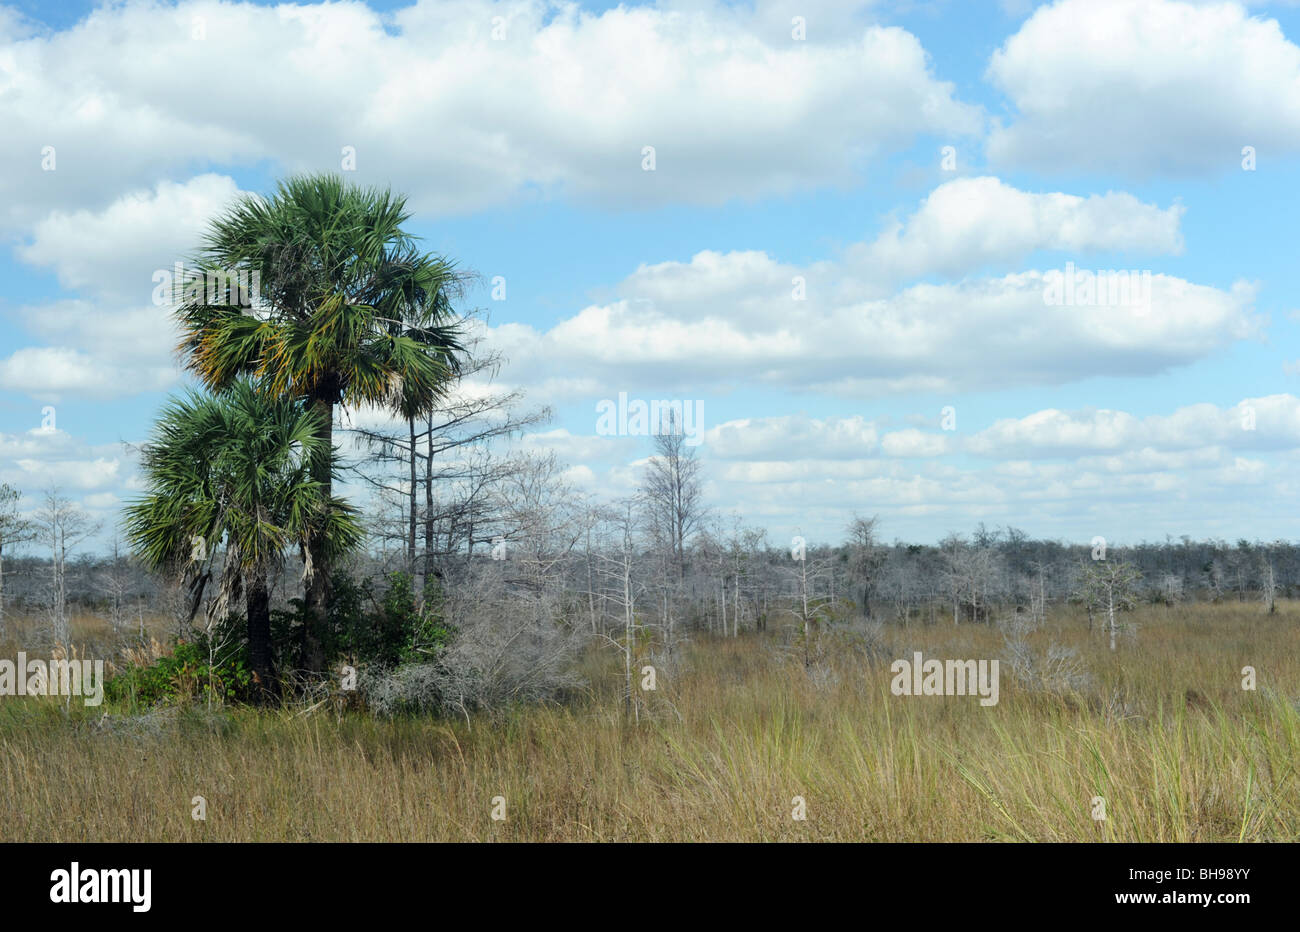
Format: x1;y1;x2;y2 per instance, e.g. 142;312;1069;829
1;0;1299;552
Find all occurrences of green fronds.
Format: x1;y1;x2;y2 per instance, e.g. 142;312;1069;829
175;172;465;419
123;381;356;577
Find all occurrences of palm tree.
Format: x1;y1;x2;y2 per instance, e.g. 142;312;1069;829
124;382;363;698
175;174;466;669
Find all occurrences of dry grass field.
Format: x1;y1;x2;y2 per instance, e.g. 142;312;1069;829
1;601;1297;842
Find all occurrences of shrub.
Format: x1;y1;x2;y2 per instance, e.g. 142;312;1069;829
271;571;452;671
106;632;253;707
362;564;584;719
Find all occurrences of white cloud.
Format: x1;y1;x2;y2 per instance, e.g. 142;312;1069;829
0;347;177;402
18;174;241;301
489;256;1261;400
0;427;133;495
848;176;1184;286
881;427;949;457
520;427;633;461
987;0;1300;176
2;175;239;401
966;395;1300;457
0;0;978;229
20;300;181;367
82;492;122;510
705;414;879;459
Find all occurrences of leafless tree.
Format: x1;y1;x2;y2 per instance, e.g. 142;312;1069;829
846;514;883;618
346;334;550;600
591;500;645;717
640;409;706;580
33;487;100;647
940;534;1005;625
1078;559;1143;651
0;483;35;639
1259;554;1279;614
780;541;835;668
96;537;134;637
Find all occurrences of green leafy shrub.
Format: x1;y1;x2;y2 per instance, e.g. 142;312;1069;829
271;571;452;670
106;636;253;708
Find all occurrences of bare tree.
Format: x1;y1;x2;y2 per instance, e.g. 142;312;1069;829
781;540;835;668
346;333;550;599
0;483;35;639
1079;559;1142;651
591;501;645;717
32;488;101;647
724;520;767;637
640;409;706;580
940;535;1005;625
96;536;134;637
1259;553;1279;615
846;514;883;619
1157;573;1184;608
1027;557;1053;623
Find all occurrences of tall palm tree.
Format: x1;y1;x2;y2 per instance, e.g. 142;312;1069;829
175;174;466;669
124;382;362;697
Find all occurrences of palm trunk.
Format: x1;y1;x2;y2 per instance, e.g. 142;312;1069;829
303;394;333;672
246;572;276;702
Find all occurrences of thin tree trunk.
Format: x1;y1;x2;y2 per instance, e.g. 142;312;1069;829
733;572;739;637
719;577;726;635
407;414;417;576
423;411;435;606
586;529;597;635
624;552;633;716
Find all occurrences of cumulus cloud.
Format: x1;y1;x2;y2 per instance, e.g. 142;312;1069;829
881;428;950;457
490;254;1261;400
0;426;133;496
0;347;177;402
2;175;240;401
520;427;635;462
965;395;1300;457
0;0;978;229
848;176;1185;286
705;414;879;459
986;0;1300;176
18;174;241;302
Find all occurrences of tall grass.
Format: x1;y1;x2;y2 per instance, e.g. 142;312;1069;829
1;601;1296;841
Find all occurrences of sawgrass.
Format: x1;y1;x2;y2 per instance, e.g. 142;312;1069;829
1;601;1296;841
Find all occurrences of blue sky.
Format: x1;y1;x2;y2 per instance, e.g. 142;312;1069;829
2;0;1299;551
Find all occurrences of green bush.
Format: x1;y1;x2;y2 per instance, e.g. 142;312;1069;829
270;571;452;670
106;634;253;708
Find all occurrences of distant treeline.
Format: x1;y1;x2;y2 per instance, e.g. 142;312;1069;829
3;527;1295;628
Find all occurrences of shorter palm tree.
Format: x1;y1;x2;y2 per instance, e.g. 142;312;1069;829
124;381;362;699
